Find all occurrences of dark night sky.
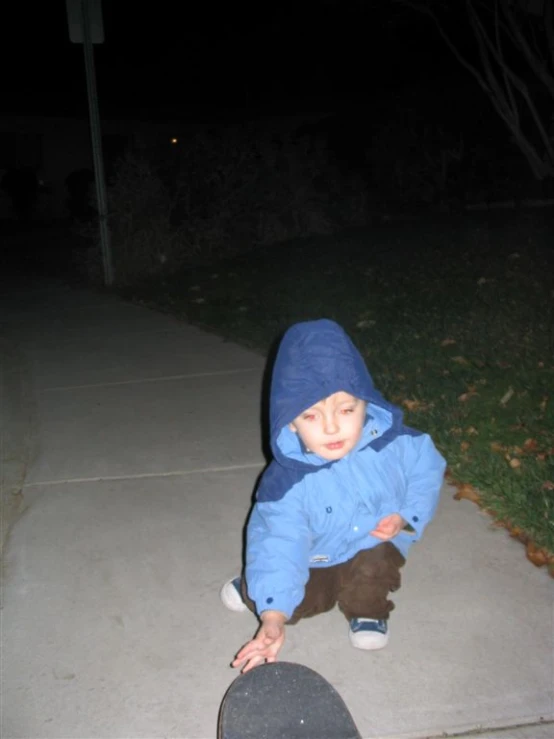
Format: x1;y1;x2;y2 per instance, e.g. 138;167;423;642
2;1;471;122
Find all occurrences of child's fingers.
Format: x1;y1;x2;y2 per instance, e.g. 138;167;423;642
234;641;262;661
370;529;388;539
232;648;262;669
233;636;273;662
232;647;256;667
232;643;274;672
232;652;265;673
231;624;284;670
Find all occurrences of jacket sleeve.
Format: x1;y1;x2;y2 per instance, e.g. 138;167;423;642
245;487;312;620
396;431;446;540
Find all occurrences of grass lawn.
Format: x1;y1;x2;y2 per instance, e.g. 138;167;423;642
120;210;554;572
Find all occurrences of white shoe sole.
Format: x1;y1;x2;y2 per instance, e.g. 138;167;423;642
220;579;248;612
348;628;389;650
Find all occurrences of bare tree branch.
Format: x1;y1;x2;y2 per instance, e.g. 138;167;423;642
400;0;554;179
468;1;554;167
406;3;492;93
494;0;520;126
526;8;547;66
500;0;554;100
424;2;545;176
546;0;554;70
468;2;521;123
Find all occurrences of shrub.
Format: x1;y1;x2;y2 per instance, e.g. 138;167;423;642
93;120;370;285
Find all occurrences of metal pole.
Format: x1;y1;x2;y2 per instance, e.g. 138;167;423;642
81;0;114;285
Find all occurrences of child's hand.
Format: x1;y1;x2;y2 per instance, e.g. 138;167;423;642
370;513;405;541
231;611;287;674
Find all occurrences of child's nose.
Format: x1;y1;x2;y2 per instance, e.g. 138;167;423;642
322;415;339;434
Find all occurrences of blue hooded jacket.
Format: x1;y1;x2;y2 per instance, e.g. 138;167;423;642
245;319;446;619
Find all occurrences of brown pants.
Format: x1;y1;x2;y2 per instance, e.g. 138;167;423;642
241;542;405;624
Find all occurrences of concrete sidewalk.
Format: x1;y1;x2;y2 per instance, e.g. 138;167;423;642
1;276;552;739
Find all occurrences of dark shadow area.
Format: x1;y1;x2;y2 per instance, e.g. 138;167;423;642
0;218;91;286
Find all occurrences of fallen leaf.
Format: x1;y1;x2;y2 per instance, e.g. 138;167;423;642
500;387;514;406
491;442;505;453
539;396;548;413
356;319;376;329
509;457;521;469
460;441;470;452
458;392;478;402
453;483;480;503
441;338;456;346
541;481;554;491
466;426;479;435
402;399;428;412
526;542;549;567
451;356;469;365
523;438;539;452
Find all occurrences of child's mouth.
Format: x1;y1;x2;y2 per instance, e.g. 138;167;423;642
325;441;345;450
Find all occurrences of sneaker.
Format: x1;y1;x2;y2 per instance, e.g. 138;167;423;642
348;618;389;650
220;577;248;612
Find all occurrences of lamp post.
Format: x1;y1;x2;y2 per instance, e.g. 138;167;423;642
66;0;114;286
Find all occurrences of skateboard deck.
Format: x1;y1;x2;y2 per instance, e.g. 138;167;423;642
218;661;362;739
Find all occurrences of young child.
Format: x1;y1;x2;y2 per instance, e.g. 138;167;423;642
221;318;446;673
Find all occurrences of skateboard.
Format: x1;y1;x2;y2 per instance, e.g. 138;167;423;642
218;661;362;739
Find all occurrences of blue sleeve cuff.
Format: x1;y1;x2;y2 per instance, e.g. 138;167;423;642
252;588;304;621
399;508;425;537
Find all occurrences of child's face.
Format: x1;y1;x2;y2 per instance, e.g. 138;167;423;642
288;391;366;461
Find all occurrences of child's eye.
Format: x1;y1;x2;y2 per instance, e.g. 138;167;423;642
302;413;316;421
341;407;355;414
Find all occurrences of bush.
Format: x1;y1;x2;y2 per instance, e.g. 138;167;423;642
170;122;369;247
367;111;465;211
95;121;370;286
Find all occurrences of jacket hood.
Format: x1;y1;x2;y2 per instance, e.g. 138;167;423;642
269;319;401;467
